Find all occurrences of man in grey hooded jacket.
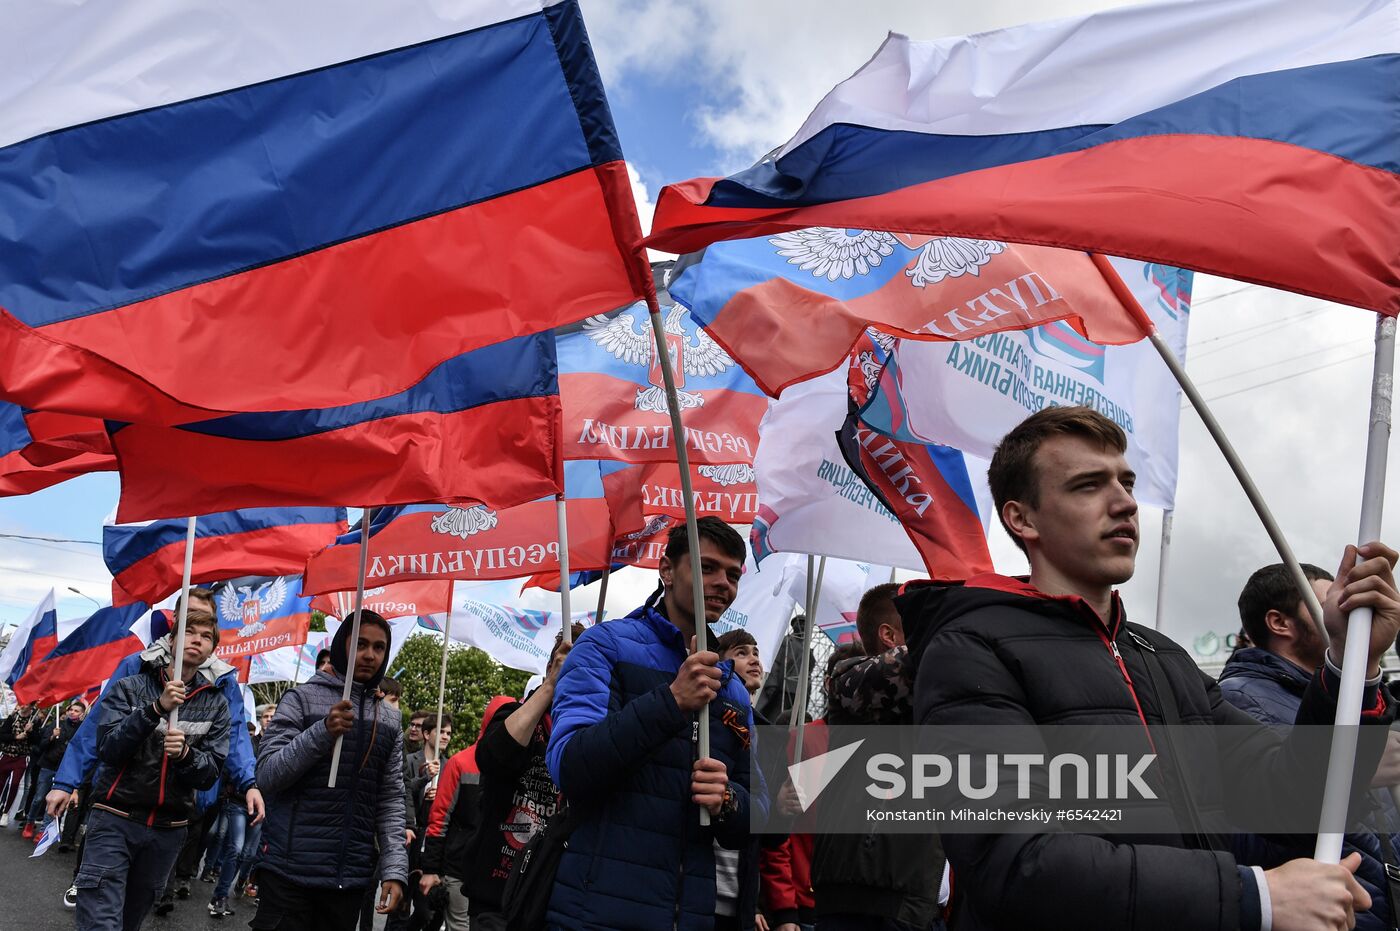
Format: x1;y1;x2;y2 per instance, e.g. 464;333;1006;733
252;610;408;930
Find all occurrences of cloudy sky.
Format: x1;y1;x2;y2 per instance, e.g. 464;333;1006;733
0;0;1389;668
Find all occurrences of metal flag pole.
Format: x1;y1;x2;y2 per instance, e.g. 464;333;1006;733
168;516;197;729
645;294;713;824
790;556;826;768
1316;313;1395;862
327;506;374;789
595;566;611;623
1153;509;1174;631
556;495;573;645
1090;254;1327;636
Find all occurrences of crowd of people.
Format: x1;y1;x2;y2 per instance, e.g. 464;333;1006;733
2;406;1399;931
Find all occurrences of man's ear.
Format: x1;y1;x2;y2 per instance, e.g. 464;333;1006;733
658;555;674;588
1002;499;1039;546
1264;608;1293;641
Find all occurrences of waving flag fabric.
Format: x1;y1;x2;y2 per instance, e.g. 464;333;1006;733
862;256;1193;508
303;462;613;594
0;402;114;496
559;298;767;465
669;233;1148;396
10;603;147;707
212;575;314;663
105;508;348;607
442;589;599;674
0;0;651;423
108;333;562;522
310;581;454;621
837;336;992;580
0;589;58;687
648;0;1400;315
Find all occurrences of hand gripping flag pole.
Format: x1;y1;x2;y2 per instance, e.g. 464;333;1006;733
556;495;572;645
1316;314;1395;862
1153;509;1174;631
1090;255;1329;640
167;516;197;729
328;506;374;789
790;555;826;770
645;295;713;825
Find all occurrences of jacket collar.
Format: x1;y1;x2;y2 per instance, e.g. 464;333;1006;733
141;635;234;686
1219;646;1313;690
964;573;1126;634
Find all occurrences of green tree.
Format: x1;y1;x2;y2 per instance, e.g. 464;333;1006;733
388;633;532;755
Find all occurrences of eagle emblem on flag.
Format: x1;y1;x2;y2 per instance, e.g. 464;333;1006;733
769;228;1006;289
697;464;755;487
217;577;289;638
583;306;734;412
430;506;498;540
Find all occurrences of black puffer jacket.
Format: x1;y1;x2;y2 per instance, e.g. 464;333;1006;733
34;714;83;771
906;575;1394;931
91;659;231;828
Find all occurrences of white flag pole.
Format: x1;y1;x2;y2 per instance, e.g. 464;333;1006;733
556;495;572;645
645;294;713;824
1090;255;1327;637
429;599;454;791
168;517;197;730
1153;509;1174;631
1316;314;1395;862
327;506;374;789
790;556;825;768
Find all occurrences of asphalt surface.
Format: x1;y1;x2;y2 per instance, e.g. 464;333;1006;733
0;818;389;931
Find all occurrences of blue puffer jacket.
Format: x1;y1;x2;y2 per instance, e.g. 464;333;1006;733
545;596;764;931
1220;647;1400;931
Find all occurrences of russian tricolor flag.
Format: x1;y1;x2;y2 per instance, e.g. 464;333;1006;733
0;0;651;423
107;333;562;522
0;402;114;497
648;0;1400;315
0;590;59;688
104;508;349;607
10;603;148;708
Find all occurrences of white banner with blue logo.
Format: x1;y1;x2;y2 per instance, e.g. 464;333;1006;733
861;257;1192;509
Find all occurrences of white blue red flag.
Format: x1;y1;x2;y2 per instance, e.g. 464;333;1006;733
211;575;314;663
105;508;348;607
0;0;651;423
0;589;59;687
106;332;562;521
861;257;1194;509
558;299;767;465
10;603;148;708
648;0;1400;315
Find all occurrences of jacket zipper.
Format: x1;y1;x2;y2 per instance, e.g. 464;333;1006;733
150;754;168;827
1092;626;1158;755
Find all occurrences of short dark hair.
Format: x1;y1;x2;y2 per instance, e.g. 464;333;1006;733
1237;563;1333;651
664;516;746;566
410;709;430;724
715;629;757;655
855;583;900;654
988;406;1128;553
549;623;588;666
422;712;453;733
315;649;333;668
379;676;402;699
182;609;220;646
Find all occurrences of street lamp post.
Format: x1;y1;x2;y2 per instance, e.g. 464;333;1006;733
67;586;100;608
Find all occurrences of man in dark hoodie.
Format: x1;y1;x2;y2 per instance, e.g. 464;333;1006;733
77;609;231;931
1221;563;1400;931
253;610;408;931
23;696;86;840
909;405;1400;931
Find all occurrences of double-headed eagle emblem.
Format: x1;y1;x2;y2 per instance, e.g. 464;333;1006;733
583;305;735;412
217;577;289;639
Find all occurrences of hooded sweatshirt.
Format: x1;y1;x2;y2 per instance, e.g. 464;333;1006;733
255;617;408;891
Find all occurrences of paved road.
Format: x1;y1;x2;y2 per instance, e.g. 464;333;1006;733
0;819;389;931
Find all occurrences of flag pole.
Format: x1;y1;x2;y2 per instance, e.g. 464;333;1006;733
328;506;373;789
595;566;611;623
790;555;825;769
644;294;712;825
168;516;197;729
1316;313;1396;862
1089;254;1327;638
556;495;572;645
1153;509;1174;631
429;599;453;791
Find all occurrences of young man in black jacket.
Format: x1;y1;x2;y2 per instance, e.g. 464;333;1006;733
76;610;231;931
911;405;1400;931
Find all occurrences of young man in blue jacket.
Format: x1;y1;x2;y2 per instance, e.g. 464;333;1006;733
546;517;763;931
76;609;232;931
